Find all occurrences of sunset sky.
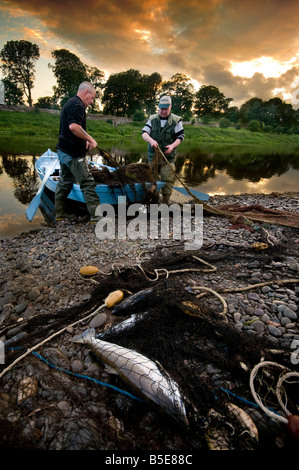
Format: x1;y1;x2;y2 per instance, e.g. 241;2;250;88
0;0;298;108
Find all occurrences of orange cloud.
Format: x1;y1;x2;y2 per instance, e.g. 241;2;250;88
1;0;298;105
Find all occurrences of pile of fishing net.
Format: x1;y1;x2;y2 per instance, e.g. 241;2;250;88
1;246;298;450
88;163;155;185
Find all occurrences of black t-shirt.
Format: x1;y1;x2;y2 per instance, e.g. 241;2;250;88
57;95;87;158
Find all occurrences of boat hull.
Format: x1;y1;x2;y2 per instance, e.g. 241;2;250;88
36;149;165;205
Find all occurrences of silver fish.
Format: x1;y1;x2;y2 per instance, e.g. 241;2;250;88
97;312;148;340
72;328;188;426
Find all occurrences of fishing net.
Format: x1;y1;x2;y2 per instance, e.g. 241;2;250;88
88;162;155;186
1;237;298;450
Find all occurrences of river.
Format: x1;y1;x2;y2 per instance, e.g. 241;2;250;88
1;147;299;238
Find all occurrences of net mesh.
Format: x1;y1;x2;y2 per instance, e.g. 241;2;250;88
0;243;298;450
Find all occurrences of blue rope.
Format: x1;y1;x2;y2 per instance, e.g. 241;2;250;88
9;347;144;403
219;387;282;416
220;387;259;408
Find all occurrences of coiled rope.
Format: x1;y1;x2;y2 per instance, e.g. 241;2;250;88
249;361;299;423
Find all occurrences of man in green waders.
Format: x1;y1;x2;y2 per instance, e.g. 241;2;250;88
142;95;185;204
55;81;101;222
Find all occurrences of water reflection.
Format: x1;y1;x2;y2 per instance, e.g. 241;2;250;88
175;151;299;185
0;149;299;237
0;154;44;238
1;155;40;204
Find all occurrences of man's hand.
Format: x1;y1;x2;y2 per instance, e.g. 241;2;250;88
150;138;159;148
86;137;97;150
165;144;174;154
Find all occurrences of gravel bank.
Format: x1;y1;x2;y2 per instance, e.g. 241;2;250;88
0;192;298;451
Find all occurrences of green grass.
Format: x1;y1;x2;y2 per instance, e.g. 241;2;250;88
1;109;299;156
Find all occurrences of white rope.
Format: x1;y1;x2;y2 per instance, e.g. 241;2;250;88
0;303;106;379
192;285;228;320
249;361;293;424
276;371;299;417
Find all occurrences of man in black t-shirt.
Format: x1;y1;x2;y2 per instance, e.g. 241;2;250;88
55;81;101;222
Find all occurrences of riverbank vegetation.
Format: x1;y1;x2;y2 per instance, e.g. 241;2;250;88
0;108;299;157
1;41;299;139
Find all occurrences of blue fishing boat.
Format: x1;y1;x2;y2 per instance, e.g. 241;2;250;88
35;149;165;206
26;149;209;222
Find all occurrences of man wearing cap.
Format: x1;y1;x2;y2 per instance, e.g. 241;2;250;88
142;95;185;204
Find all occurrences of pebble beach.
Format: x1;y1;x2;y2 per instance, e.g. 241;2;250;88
0;192;298;451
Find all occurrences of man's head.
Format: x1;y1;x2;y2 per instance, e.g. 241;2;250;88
158;95;172;118
77;82;96;107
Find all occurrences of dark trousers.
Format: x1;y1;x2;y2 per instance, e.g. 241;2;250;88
55;150;100;218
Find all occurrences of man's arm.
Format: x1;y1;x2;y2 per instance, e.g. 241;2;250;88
69;123;97;150
142;131;159;148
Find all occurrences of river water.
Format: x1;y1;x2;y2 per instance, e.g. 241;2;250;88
1;149;299;238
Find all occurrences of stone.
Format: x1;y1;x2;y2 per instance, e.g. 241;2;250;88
252;320;265;332
89;313;107;328
283;308;297;320
13;301;29;314
268;324;282;337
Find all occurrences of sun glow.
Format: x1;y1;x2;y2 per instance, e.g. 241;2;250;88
230;56;297;79
134;28;151;42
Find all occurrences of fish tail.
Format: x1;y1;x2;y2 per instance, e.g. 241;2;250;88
71;328;96;343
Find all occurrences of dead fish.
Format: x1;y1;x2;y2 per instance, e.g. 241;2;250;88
111;288;156;315
97;312;149;340
72;328;188;426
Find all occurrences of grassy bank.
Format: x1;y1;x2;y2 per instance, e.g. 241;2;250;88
1;109;299;156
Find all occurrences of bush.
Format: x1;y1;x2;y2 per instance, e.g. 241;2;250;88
248;120;261;132
201;115;211;124
219;118;231;129
133;110;146;122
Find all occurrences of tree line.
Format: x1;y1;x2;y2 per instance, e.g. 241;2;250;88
1;40;298;134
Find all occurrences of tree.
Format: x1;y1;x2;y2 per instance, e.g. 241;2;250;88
0;40;39;106
141;72;162;115
267;97;296;129
50;49;87;106
194;85;232;118
102;69;146;117
86;65;105;112
240;96;297;132
161;73;194;118
226;106;239;123
239;98;263;123
34;96;58;109
1;78;24;105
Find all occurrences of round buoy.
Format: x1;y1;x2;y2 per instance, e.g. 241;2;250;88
79;265;99;276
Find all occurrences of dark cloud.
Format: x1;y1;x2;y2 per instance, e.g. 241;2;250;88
2;0;299;105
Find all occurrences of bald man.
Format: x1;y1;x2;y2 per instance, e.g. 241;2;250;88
55;82;101;222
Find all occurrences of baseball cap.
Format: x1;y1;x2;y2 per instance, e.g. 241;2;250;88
159;96;172;109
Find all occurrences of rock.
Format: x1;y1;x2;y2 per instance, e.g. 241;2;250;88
283;308;297;320
13;301;29;314
71;359;84;372
252;320;265;332
89;313;107;328
248;293;259;301
17;377;38;403
268;324;282;337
